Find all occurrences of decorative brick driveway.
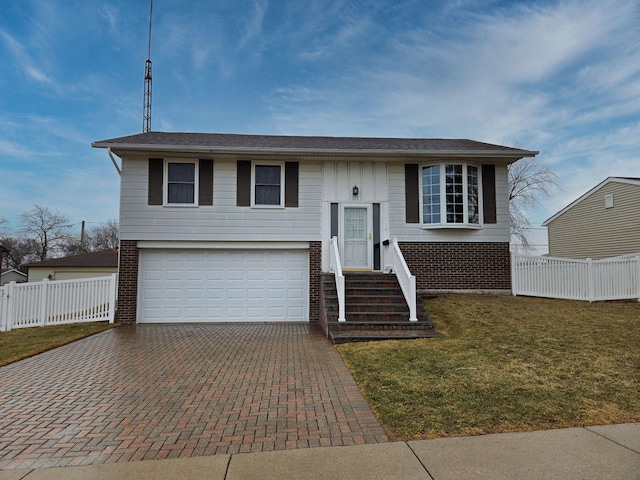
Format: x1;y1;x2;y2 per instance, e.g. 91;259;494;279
0;324;387;470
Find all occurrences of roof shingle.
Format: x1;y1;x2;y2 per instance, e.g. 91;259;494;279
92;131;537;157
23;249;118;268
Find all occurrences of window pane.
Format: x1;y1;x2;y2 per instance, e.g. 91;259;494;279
255;165;281;185
166;162;195;204
445;164;464;223
168;183;194;203
345;208;366;240
255;185;281;205
168;163;195;182
422;165;440;224
254;165;281;205
467;166;479;224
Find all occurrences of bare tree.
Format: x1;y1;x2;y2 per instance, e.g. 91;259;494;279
60;219;120;255
0;236;40;271
20;205;73;261
508;157;559;251
89;219;119;251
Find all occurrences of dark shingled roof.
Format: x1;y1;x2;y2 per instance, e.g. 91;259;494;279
92;131;537;157
23;249;118;268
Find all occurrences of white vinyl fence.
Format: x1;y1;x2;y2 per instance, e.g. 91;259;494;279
512;253;640;302
0;274;117;332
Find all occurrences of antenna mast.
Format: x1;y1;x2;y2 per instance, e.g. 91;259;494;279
143;0;153;133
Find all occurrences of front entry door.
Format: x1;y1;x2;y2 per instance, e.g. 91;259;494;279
342;205;372;270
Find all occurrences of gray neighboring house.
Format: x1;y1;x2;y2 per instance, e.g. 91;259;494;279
1;269;27;286
543;177;640;259
92;131;537;325
23;250;118;282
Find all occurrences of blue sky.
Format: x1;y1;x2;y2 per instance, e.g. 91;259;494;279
1;0;638;252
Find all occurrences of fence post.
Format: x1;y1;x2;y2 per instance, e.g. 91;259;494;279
587;258;594;302
636;256;640;302
0;286;6;332
108;273;117;323
510;252;517;296
5;281;15;332
40;279;49;326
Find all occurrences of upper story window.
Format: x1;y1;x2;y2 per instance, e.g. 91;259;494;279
252;162;284;207
421;163;481;227
165;161;198;205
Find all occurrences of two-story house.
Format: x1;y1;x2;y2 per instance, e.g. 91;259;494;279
92;132;537;328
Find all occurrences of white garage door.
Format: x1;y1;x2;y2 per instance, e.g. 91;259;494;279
138;249;309;323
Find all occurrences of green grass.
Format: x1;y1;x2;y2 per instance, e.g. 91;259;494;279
0;322;115;367
337;295;640;440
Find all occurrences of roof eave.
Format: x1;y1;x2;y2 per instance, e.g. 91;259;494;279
92;142;538;159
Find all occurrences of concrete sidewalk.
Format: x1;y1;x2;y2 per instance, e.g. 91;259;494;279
1;423;638;480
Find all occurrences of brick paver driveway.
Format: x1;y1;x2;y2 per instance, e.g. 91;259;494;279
0;323;387;470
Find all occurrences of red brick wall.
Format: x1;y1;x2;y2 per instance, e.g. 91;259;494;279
309;242;321;323
399;242;511;290
117;240;139;324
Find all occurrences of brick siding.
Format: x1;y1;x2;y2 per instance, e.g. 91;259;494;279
308;242;321;323
117;240;139;324
399;242;511;290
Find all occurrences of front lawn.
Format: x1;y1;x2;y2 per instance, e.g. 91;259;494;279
0;323;115;367
337;295;640;440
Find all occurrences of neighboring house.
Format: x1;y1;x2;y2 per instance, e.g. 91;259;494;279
1;269;27;286
543;177;640;259
23;249;118;282
92;132;537;325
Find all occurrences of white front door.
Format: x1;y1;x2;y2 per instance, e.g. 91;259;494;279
341;205;372;270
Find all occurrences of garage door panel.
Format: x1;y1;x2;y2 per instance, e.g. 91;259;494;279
139;248;309;323
248;270;265;281
288;288;304;300
247;288;264;299
206;288;224;299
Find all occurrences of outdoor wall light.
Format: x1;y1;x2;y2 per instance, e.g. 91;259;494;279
352;185;359;197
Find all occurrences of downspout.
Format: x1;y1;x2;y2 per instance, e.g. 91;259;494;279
108;148;122;176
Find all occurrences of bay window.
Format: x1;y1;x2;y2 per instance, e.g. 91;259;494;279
421;163;481;226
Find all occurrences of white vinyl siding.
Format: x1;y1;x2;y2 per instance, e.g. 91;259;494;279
547;182;640;259
388;162;511;242
120;158;322;241
322;161;388;202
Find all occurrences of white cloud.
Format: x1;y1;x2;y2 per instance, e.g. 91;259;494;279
0;29;58;88
238;0;268;49
98;4;119;34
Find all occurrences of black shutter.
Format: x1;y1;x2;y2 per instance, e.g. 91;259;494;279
330;203;339;238
482;164;497;224
237;161;251;206
199;160;213;206
405;164;420;224
148;158;163;205
373;203;381;270
284;162;299;207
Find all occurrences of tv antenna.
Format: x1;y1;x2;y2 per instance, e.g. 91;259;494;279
142;0;153;133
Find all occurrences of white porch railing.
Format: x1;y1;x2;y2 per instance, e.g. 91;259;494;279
383;238;418;321
329;237;346;322
0;274;117;332
512;253;640;302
